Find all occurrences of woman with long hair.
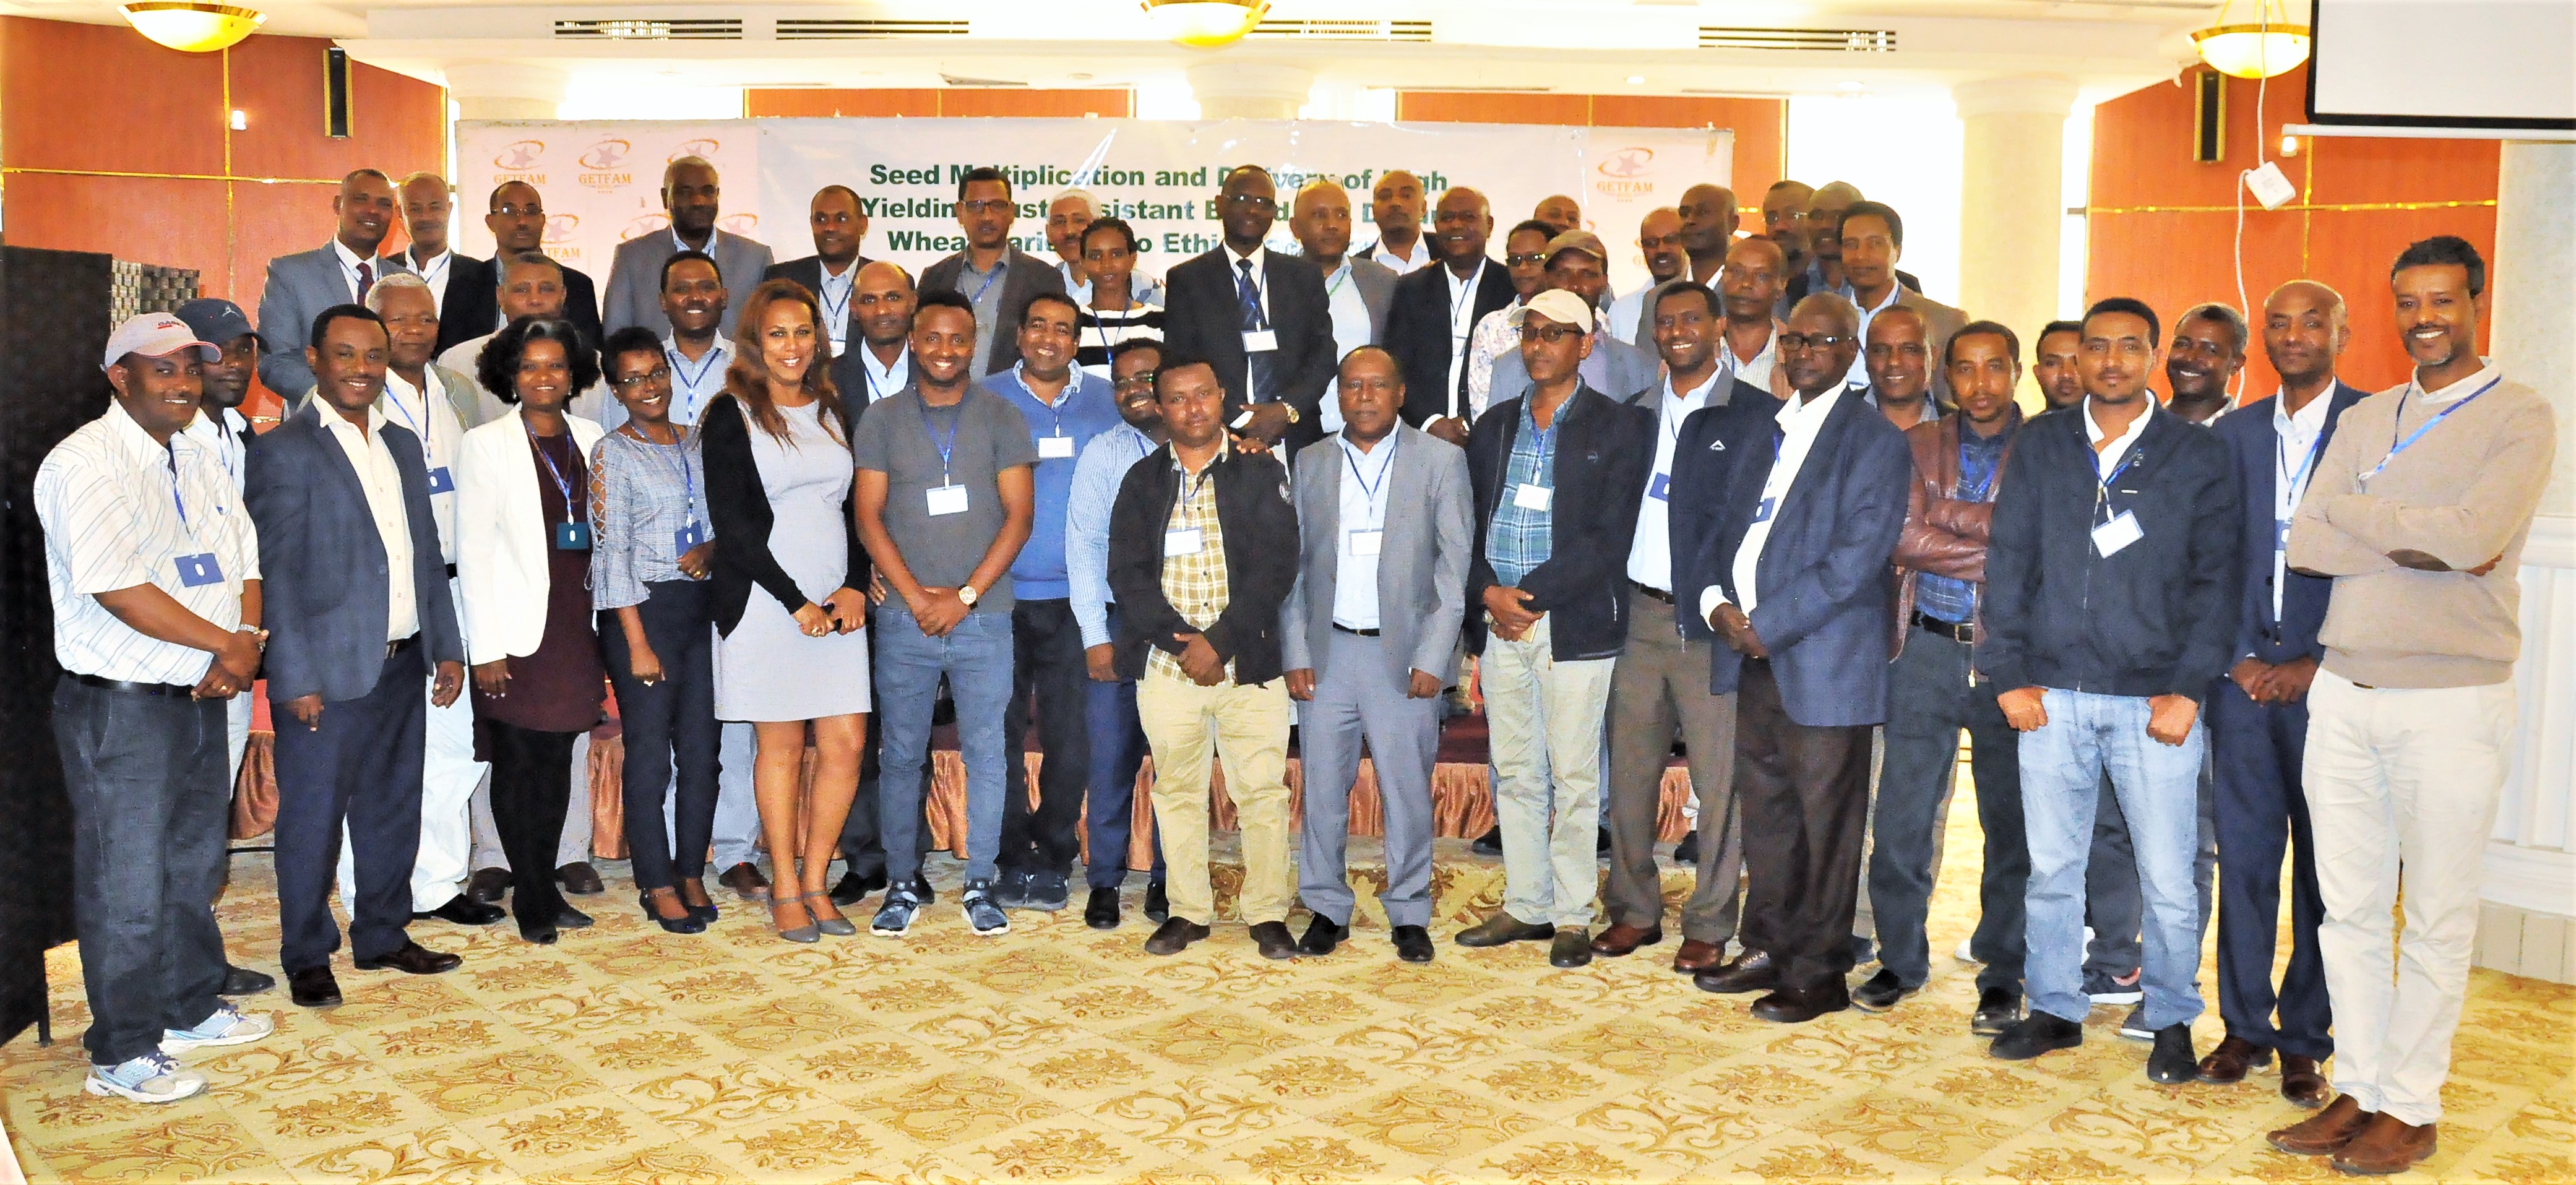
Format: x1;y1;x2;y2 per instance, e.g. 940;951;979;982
699;280;871;941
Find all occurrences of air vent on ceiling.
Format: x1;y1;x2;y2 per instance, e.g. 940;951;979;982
1699;27;1897;52
940;72;1027;87
775;18;970;40
554;17;741;40
1247;19;1432;41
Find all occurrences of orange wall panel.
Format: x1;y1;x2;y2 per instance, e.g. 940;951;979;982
2;18;229;177
747;88;1132;119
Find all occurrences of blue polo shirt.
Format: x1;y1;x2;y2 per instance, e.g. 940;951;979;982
989;362;1122;599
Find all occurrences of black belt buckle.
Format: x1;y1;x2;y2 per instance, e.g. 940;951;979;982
1331;623;1382;637
1630;580;1674;605
387;634;422;660
70;672;196;697
1913;611;1973;644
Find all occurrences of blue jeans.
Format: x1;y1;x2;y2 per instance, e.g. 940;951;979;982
874;602;1015;884
1083;608;1164;889
2019;689;2208;1031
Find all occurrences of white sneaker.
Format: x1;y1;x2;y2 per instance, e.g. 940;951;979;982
85;1051;206;1103
161;1001;273;1053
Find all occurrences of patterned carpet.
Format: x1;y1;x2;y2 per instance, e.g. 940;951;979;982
4;803;2571;1184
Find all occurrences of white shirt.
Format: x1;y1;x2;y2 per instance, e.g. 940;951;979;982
2084;395;2155;481
816;262;855;355
1062;261;1167;308
1319;260;1374;434
1700;387;1847;621
37;402;260;684
855;343;910;405
2270;386;2332;621
1628;369;1723;591
1443;261;1488;412
662;334;734;426
316;405;420;642
1722;322;1782;397
182;405;251;496
380;369;465;563
405;248;453;315
1332;431;1400;631
1837;282;1903;391
1366;235;1431;275
332;238;377;302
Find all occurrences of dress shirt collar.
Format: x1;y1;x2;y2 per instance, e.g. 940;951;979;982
1778;384;1845;431
856;344;910;402
1339;426;1399;467
1839;279;1903;319
407;247;450;280
663;332;733;368
1171;437;1233;478
1663;368;1721;413
316;402;390;441
332;238;372;274
2083;395;2155;473
1009;360;1096;408
1725;321;1778;370
670;226;714;257
2275;384;2332;436
2411;359;2499;405
1369;236;1429;271
382;367;437;418
1226;243;1267;272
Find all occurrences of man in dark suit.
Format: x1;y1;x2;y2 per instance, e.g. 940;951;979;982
257;169;397;400
442;181;601;353
764;184;874;363
921;166;1069;378
2195;280;2368;1102
1161;165;1337;452
1682;292;1912;1023
246;306;470;1009
1385;186;1517;443
380;173;483;353
603;156;775;338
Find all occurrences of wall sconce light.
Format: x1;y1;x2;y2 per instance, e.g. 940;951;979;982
121;1;267;53
230;109;249;131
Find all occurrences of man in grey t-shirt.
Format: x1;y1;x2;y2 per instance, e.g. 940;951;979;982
853;289;1038;937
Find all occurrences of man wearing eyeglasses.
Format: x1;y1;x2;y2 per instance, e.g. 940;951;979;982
445;181;602;353
1162;165;1338;452
1604;207;1689;347
1485;231;1661;407
921;166;1069;378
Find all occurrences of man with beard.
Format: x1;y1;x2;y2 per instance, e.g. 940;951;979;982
1362;170;1431;274
1160;165;1337;450
603;156;773;338
1389;187;1517;444
2166;303;2248;424
2033;321;2086;410
444;181;601;348
1605;207;1688;347
259;168;398;400
923;168;1068;378
764;185;874;359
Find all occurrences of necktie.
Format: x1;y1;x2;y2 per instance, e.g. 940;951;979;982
355;260;374;303
1236;259;1264;332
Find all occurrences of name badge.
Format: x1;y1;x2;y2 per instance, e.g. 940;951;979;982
554;520;593;551
426;466;455;494
1512;483;1553;511
2276;519;2291;552
1648;473;1671;502
926;485;970;517
175;553;224;587
676;520;707;553
1164;527;1205;556
1037;435;1076;460
1347;528;1383;556
2093;509;2143;558
1242;329;1278;353
1752;496;1777;524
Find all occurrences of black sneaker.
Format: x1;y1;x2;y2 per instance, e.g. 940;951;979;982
993;868;1032;910
829;869;887;908
1850;968;1915;1013
2118;1004;2155;1041
1023;871;1070;912
1142;880;1169;923
1671;829;1700;865
2147;1023;2198;1084
1471;827;1503;856
962;879;1010;936
2084;967;2144;1005
1989;1012;2084;1061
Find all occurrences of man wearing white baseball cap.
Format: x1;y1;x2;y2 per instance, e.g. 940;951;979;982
37;314;276;1103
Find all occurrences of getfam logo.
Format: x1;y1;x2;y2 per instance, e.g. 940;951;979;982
1593;145;1656;199
621;213;672;243
720;213;759;236
579;138;635;191
493;139;546;178
670;137;722;162
543;213;582;262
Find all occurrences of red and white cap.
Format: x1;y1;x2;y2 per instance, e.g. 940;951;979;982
101;312;220;371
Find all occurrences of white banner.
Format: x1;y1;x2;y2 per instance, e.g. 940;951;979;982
457;118;1730;293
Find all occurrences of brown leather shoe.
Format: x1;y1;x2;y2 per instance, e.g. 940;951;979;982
554;861;606;895
465;866;509;903
718;862;771;902
2268;1095;2374;1156
2196;1034;2272;1084
2280;1053;2330;1108
2331;1113;2436;1176
1691;949;1777;995
1671;939;1725;974
1590;923;1663;957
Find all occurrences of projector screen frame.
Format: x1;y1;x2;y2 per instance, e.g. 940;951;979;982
2305;0;2576;136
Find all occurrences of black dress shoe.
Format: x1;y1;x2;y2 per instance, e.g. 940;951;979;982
465;866;509;903
555;905;594;929
1392;925;1434;963
1298;916;1346;955
830;869;887;907
354;941;462;975
1752;984;1848;1024
1471;825;1504;856
2147;1023;2198;1084
1454;911;1555;947
1596;826;1614;857
1549;930;1593;968
519;920;559;946
555;861;606;895
1251;921;1299;960
218;964;274;996
1143;917;1209;955
1142;880;1167;923
288;965;342;1008
414;894;505;926
1970;988;2023;1036
1851;968;1916;1013
1691;949;1777;994
1671;829;1700;865
1990;1012;2085;1060
1083;887;1121;930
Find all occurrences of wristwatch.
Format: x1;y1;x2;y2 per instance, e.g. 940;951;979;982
956;584;980;608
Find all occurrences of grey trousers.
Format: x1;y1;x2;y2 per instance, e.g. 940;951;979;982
1298;629;1441;929
1603;588;1744;944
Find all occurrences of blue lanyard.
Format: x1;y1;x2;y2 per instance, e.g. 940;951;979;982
166;446;200;540
922;399;962;484
2364;376;2501;483
2095;447;2142;520
863;354;898;405
1022;364;1072;439
969;262;1004;305
382;387;434;466
668;345;723;420
819;271;851;334
527;425;581;517
2276;415;2328;508
1343;433;1397;519
648;430;697;519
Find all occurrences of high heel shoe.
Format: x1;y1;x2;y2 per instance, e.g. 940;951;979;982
640;888;706;935
677;877;718;923
770;895;820;944
804;892;856;937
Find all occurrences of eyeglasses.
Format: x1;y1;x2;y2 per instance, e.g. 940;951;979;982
1114;374;1158;392
1223;194;1278;211
1505;253;1548;267
1777;332;1853;352
958;199;1013;215
493;203;545;218
1518;325;1585;345
1764;210;1812;225
612;367;674;390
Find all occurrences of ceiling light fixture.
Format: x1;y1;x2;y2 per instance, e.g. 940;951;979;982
2191;0;2309;79
1141;0;1267;48
1626;74;1645;85
120;1;265;52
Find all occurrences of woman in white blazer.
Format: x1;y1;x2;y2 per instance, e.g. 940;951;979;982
455;317;608;944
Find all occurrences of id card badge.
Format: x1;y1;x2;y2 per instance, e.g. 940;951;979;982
1164;527;1205;556
2276;518;2291;552
1512;483;1553;511
926;485;970;517
1648;473;1671;502
425;466;455;494
554;520;593;551
2092;509;2143;558
1348;528;1384;556
1752;496;1778;524
175;553;224;587
1038;435;1076;460
1241;329;1278;353
675;520;707;553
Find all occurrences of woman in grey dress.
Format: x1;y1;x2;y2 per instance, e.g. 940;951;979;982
701;280;871;942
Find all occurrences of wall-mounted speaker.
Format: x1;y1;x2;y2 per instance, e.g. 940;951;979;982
324;46;353;139
2192;69;2225;163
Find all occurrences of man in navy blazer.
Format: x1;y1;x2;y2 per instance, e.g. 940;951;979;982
1681;293;1912;1022
2195;280;2369;1101
1160;165;1338;452
257;170;398;400
246;306;468;1009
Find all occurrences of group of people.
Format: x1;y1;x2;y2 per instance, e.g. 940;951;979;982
40;155;2551;1179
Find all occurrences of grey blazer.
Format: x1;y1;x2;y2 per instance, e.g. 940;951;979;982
919;247;1069;376
244;402;465;704
602;227;777;339
1294;253;1400;345
1485;329;1663;409
1280;421;1475;684
256;243;366;399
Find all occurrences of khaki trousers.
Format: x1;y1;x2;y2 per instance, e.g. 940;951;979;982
1137;669;1295;926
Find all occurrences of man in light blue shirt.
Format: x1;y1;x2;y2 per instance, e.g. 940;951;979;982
1066;339;1171;928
